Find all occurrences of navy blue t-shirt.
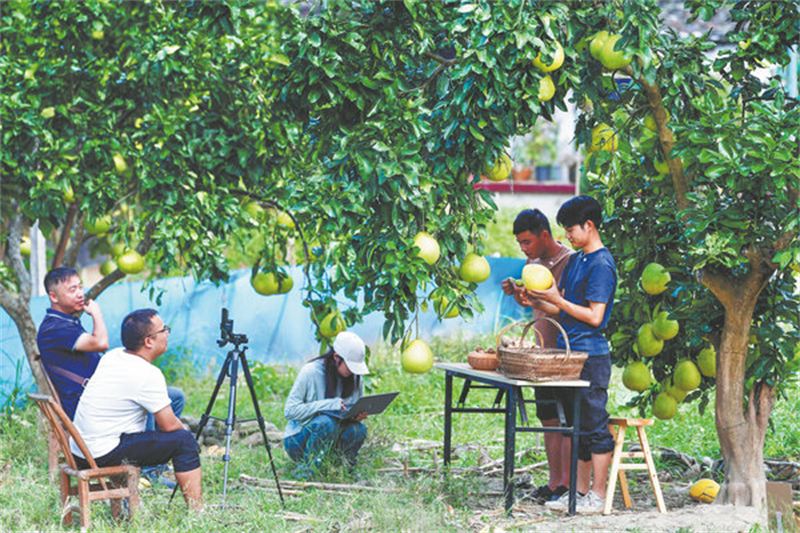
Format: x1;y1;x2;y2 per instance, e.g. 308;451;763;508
556;248;617;356
37;309;102;419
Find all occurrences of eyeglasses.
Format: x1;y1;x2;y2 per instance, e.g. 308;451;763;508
147;325;171;338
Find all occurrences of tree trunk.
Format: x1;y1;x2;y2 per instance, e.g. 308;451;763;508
3;293;47;393
707;269;774;509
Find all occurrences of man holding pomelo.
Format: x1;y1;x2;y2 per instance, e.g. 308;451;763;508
501;209;574;504
524;196;617;514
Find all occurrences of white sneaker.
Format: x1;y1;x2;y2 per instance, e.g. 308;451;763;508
544;490;584;510
576;491;605;514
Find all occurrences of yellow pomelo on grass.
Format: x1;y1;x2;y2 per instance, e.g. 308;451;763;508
689;479;720;503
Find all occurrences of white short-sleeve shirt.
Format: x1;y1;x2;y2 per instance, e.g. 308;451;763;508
70;347;171;459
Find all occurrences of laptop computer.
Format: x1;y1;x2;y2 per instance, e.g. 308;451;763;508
321;392;400;420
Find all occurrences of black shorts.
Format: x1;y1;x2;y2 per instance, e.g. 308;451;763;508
533;386;561;421
554;354;615;461
75;429;200;473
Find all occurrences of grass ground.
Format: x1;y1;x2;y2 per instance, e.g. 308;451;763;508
1;333;797;532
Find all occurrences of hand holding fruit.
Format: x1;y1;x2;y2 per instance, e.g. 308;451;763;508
501;277;517;295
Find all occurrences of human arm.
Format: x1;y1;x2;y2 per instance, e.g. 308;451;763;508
283;364;342;421
152;405;185;432
528;264;612;328
73;299;109;352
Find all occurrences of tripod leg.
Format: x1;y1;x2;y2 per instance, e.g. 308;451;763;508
239;351;286;508
220;353;240;508
169;351;234;505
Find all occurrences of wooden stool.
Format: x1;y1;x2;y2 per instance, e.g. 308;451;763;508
604;418;666;515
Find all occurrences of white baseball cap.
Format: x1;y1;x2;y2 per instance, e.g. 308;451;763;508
333;331;370;375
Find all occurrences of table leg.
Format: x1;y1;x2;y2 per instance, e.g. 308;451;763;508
504;385;516;513
444;372;453;467
568;387;582;516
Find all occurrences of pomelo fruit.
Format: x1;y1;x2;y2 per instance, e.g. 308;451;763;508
665;383;688;403
599;34;633;70
689;479;719;503
521;264;553;291
654;155;670;175
641;262;670;295
278;274;293;294
590;123;618;153
110;242;130;259
251;271;279;295
674;359;701;391
460;253;491;283
413;232;440;265
244;201;265;220
481;153;512;182
437;296;459;319
652;311;679;340
62;184;75;204
276;211;295;229
652;392;677;420
697;346;716;377
100;259;117;276
589;31;610;60
116;250;144;274
532;41;564;72
622;361;651;392
644;109;670;132
85;215;112;236
401;339;434;374
113;153;133;178
637;323;664;357
20;236;31;258
538;74;556;102
319;310;346;338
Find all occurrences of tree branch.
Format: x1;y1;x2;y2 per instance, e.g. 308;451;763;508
622;64;690;212
52;203;78;269
6;210;31;301
400;52;457;96
83;219;158;302
65;211;88;267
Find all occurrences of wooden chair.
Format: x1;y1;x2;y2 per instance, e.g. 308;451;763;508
29;393;139;531
37;359;64;478
604;417;666;515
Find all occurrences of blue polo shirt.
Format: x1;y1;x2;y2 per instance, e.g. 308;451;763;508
556;248;617;356
37;309;102;419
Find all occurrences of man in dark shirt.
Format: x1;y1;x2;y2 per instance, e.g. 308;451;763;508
37;266;185;488
37;267;108;419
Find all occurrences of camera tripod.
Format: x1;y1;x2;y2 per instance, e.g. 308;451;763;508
171;309;284;508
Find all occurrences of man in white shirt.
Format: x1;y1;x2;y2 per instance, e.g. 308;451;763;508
71;309;202;511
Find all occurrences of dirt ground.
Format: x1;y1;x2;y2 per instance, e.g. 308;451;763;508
468;478;768;533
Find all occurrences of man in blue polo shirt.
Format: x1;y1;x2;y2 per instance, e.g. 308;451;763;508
37;266;185;488
37;267;108;420
526;195;617;514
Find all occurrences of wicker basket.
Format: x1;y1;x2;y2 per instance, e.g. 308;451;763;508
495;318;588;381
467;349;500;371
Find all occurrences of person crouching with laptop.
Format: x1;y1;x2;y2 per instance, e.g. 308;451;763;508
283;331;369;478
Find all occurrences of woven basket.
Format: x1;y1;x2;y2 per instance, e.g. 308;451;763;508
467;349;500;371
495;317;588;381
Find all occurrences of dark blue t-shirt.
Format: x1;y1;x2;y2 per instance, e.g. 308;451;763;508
556;248;617;356
37;309;102;419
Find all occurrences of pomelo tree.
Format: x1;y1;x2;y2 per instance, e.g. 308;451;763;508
2;0;797;509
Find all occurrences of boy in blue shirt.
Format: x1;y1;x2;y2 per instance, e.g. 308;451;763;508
525;195;617;513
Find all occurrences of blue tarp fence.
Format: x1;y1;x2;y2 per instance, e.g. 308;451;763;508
1;257;529;404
